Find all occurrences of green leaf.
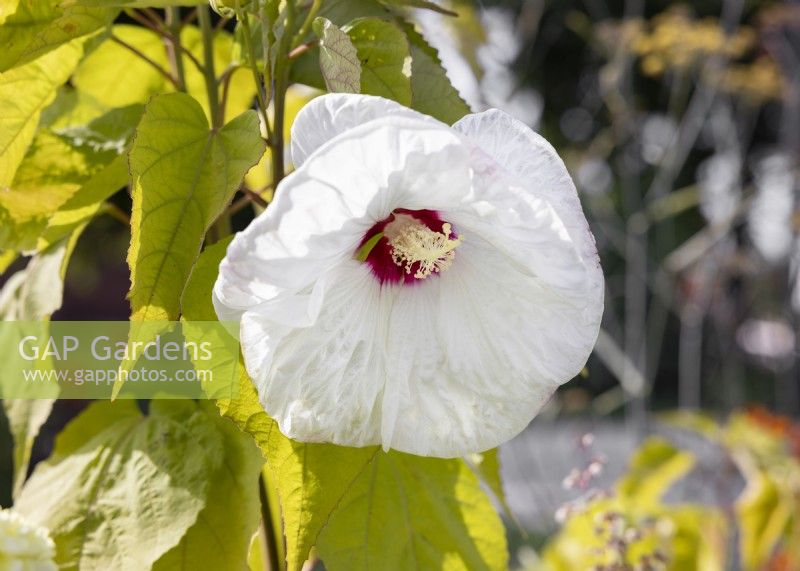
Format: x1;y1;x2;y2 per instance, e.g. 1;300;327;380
3;400;54;500
0;234;77;320
37;155;129;251
317;451;508;571
56;104;144;154
264;425;380;571
0;41;84;189
314;17;361;93
289;0;388;89
15;400;225;571
181;236;233;321
0;1;115;71
616;436;695;504
344;18;412;105
0;103;138;252
127;92;264;321
73;24;256;120
153;402;264;571
74;1;203;6
377;0;457;16
72;25;166;108
402;23;471;124
468;449;504;502
0;229;86;498
39;86;108;130
466;448;516;520
319;0;392;24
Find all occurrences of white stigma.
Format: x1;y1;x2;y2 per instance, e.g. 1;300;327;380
384;214;462;279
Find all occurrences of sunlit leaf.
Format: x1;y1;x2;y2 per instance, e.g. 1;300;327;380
0;232;83;498
317;450;508;571
15;400;225;571
345;17;412;105
73;1;203;6
314;17;361;93
39;86;108;131
152;402;263;571
0;41;84;190
36;156;129;251
377;0;457;16
0;104;139;252
73;25;256;121
72;25;167;108
127;92;264;321
0;0;115;71
402;22;471;124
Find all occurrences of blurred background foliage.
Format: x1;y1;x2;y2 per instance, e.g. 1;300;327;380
1;0;798;569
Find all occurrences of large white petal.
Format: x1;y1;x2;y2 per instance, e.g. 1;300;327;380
290;93;441;168
242;261;392;448
383;263;560;456
213;115;471;321
453;108;601;269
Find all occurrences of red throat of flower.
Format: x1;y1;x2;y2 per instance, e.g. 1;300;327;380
356;209;462;285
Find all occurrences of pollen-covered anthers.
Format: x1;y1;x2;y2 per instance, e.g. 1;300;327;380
384;214;461;279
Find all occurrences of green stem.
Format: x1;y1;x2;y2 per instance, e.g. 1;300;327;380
238;4;272;143
271;0;296;185
165;7;186;91
197;6;221;129
260;2;273;104
258;471;283;571
293;0;321;49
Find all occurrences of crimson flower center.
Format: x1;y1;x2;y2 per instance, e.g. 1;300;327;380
356;209;461;285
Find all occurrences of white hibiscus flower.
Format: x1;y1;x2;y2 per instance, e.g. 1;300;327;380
214;94;604;458
0;510;56;571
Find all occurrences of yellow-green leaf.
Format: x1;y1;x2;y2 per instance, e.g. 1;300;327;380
0;41;84;190
0;104;138;252
0;229;87;498
72;25;167;108
127;92;264;321
15;400;225;571
0;0;115;71
73;24;256;121
153;402;264;571
616;436;695;504
317;451;508;571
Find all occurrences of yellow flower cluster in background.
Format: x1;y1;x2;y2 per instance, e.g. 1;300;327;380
712;57;784;103
598;6;785;103
633;8;754;73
